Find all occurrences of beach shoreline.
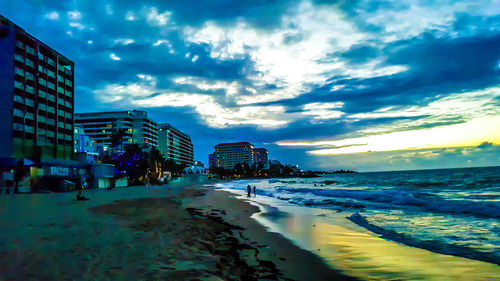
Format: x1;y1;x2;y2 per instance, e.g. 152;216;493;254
0;180;354;280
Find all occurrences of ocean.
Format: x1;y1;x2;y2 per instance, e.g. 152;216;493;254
215;166;500;265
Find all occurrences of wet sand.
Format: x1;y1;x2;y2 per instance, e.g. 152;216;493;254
231;190;500;280
0;183;354;280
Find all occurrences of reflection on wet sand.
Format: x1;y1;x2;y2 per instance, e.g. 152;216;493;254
248;197;500;280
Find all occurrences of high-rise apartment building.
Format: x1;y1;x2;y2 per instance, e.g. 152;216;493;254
74;110;158;150
214;142;254;170
158;123;193;166
0;15;74;160
253;148;269;169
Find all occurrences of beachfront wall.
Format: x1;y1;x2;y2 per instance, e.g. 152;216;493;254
89;164;114;189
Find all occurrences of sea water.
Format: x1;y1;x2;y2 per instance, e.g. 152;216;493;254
216;166;500;265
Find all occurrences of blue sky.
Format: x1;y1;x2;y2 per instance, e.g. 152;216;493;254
2;0;500;171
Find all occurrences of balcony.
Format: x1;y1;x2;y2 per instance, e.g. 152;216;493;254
26;85;35;94
13;123;24;131
25;112;34;120
26;46;35;56
65;112;72;119
25;58;34;68
14;81;24;90
13;109;24;118
47;94;55;102
38;90;47;99
15;41;24;49
38;78;47;87
25;125;35;134
25;98;35;107
26;72;34;81
14;67;25;77
47;58;55;67
47;106;55;114
37;115;46;123
14;54;24;63
13;95;24;104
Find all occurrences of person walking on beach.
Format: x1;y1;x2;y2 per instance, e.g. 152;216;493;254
247;185;251;197
253;186;256;197
77;178;89;201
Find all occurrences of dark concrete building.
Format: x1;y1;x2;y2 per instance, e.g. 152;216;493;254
158;123;193;166
0;15;74;161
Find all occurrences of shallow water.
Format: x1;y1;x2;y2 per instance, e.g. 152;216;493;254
216;166;500;279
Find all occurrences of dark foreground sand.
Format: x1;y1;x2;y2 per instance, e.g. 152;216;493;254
0;183;355;280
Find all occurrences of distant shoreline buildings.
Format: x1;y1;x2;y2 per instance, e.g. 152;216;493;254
209;142;269;170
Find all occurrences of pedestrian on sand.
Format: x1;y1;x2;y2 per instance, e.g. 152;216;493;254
77;179;89;201
253;186;256;197
247;185;251;197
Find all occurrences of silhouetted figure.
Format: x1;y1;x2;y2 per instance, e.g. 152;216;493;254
253;186;256;196
77;179;89;201
76;190;89;201
247;185;251;197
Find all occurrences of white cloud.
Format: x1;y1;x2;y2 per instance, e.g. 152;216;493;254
110;53;121;61
44;11;59;20
125;11;136;21
114;38;135;45
183;1;366;105
147;7;171;26
67;11;82;20
69;22;85;30
302;102;345;119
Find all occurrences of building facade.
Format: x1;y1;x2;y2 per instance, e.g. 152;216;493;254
74;110;158;151
214;142;254;170
158;123;193;166
208;153;215;168
253;148;269;169
0;15;75;161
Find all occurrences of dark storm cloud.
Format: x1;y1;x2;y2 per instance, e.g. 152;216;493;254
270;29;500;118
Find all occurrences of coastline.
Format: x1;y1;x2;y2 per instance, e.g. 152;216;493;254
0;180;355;280
221;187;500;280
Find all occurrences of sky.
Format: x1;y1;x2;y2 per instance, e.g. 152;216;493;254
2;0;500;171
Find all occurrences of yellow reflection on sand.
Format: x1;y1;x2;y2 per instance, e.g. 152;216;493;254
252;203;500;280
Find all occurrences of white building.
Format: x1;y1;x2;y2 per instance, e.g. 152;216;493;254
214;142;254;170
74;110;158;151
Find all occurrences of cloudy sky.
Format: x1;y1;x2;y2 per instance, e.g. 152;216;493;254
3;0;500;171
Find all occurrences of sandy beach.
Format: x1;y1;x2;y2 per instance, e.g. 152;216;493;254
0;179;354;280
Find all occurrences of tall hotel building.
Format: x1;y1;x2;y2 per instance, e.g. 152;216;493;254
214;142;254;170
158;123;193;166
0;15;74;160
253;148;269;169
75;110;158;150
